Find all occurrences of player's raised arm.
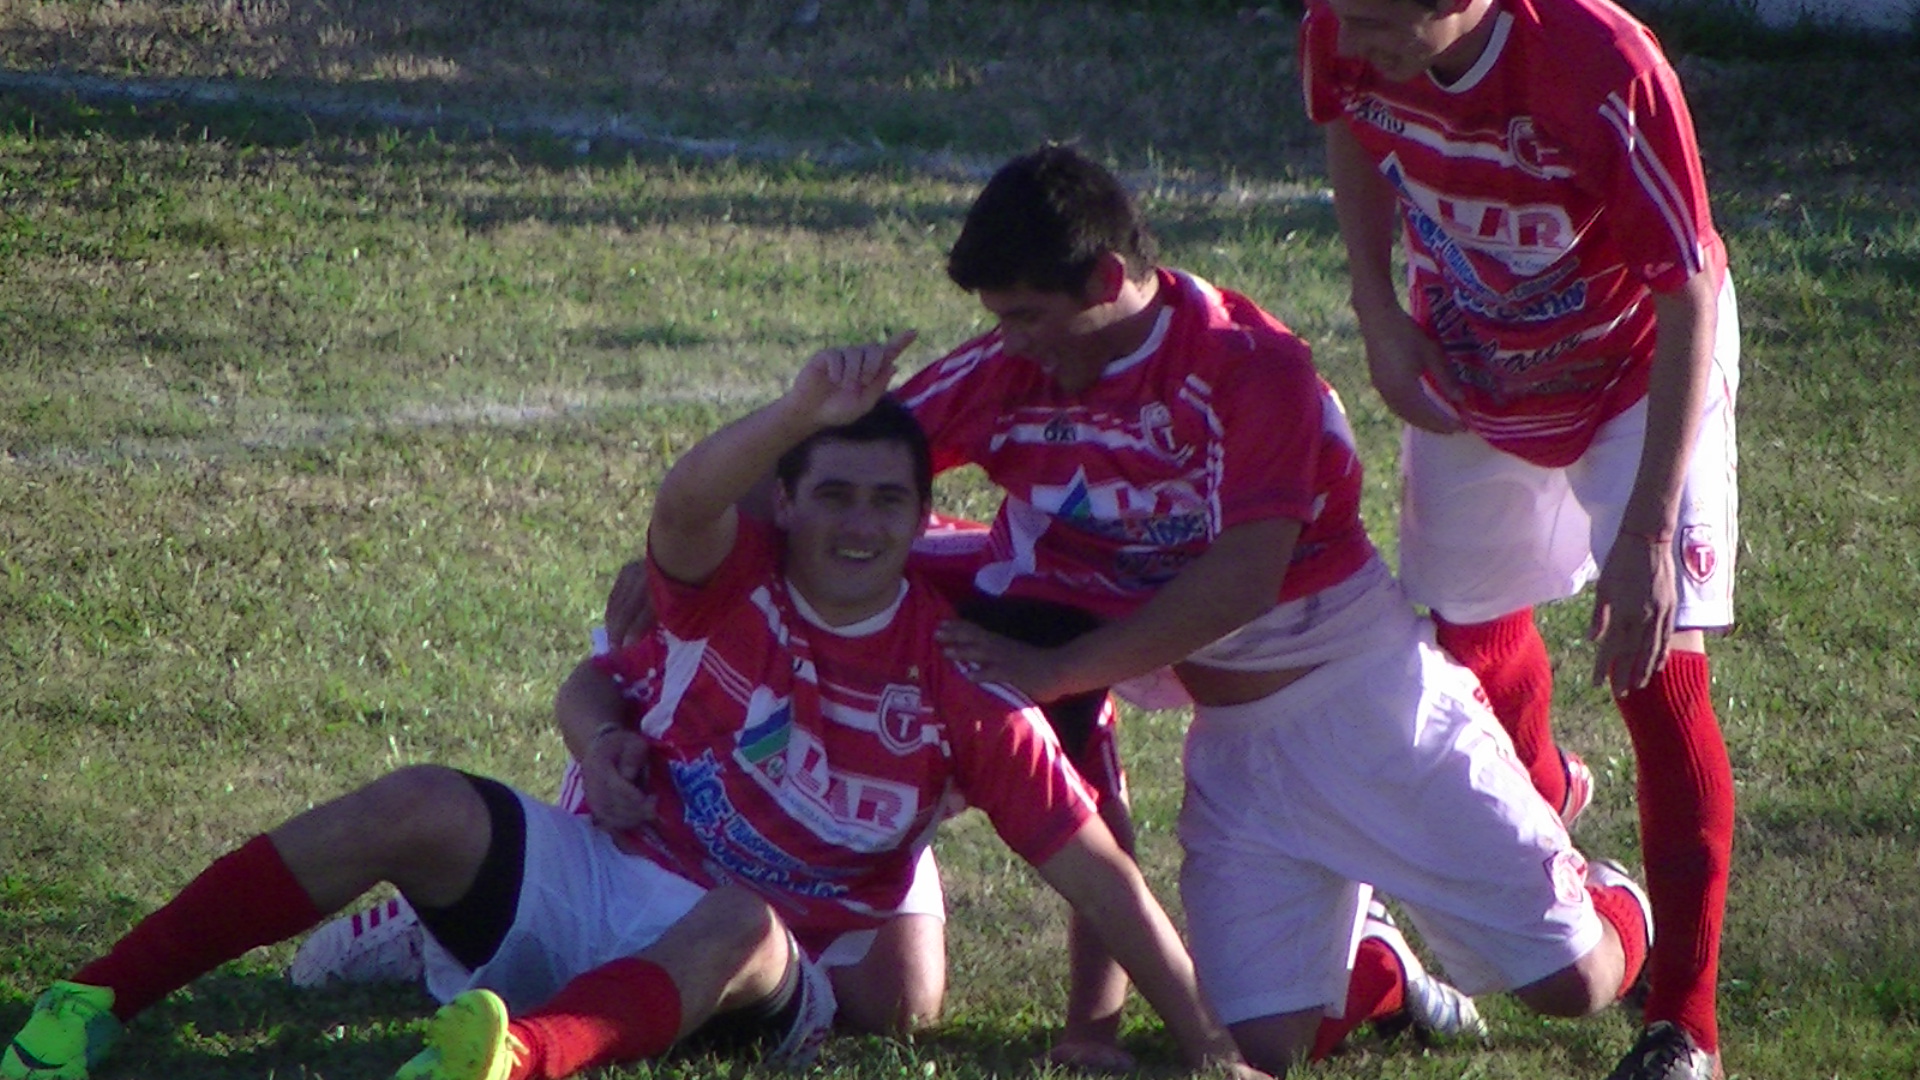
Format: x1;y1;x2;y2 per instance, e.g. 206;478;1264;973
647;333;914;586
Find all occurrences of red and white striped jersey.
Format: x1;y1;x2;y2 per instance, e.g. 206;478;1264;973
896;268;1376;620
1303;0;1728;467
593;518;1096;955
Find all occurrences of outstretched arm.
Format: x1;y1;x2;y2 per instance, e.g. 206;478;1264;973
1036;819;1266;1079
648;333;914;586
937;517;1297;703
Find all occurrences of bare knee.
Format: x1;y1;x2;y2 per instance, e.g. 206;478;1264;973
1513;938;1624;1017
833;914;946;1035
686;887;791;1008
693;887;787;959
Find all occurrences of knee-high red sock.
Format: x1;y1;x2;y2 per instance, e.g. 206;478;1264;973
1307;937;1405;1061
74;834;324;1020
1616;650;1732;1053
1435;608;1564;811
506;957;683;1080
1587;882;1651;1002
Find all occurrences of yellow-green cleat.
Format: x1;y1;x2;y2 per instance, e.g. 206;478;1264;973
392;989;522;1080
1;982;122;1080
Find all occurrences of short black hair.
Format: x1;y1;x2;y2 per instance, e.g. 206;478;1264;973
774;395;933;504
946;143;1159;296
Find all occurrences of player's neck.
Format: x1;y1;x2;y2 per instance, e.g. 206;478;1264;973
1429;0;1499;85
1055;272;1164;393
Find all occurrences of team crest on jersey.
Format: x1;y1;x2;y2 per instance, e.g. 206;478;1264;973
1681;524;1718;585
1043;415;1078;443
1138;402;1190;464
1506;116;1566;180
876;684;931;756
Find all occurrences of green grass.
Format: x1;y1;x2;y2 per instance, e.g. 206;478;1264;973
2;2;1920;1078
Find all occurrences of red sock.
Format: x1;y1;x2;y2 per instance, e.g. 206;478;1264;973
1616;651;1732;1053
74;834;323;1020
1308;936;1405;1061
1587;881;1650;1002
1435;608;1565;811
508;958;683;1080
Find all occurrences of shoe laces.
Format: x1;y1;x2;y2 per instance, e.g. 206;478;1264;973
38;984;109;1022
1625;1023;1711;1079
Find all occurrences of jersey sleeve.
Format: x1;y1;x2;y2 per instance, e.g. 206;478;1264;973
1300;3;1351;126
645;517;777;639
1583;31;1717;290
940;671;1099;867
895;333;1005;476
1213;323;1327;531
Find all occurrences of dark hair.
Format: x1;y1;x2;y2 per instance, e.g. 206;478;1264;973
946;143;1159;296
774;395;933;503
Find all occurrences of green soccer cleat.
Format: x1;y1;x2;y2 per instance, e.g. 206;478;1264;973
1;982;122;1080
392;989;522;1080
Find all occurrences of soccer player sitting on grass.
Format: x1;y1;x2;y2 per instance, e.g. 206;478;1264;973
1;339;1263;1080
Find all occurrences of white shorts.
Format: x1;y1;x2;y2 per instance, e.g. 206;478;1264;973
1400;277;1740;628
1177;613;1604;1023
422;790;714;1011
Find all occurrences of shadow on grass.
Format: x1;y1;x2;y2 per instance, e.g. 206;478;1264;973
0;85;1346;247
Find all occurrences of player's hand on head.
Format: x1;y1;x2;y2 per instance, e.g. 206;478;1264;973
1358;308;1466;434
582;727;658;832
1588;533;1679;695
792;331;917;426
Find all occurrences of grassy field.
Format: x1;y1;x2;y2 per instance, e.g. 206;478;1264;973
3;1;1919;1078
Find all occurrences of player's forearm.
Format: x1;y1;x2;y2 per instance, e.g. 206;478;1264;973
1039;828;1245;1070
1325;123;1403;321
1622;272;1718;538
554;657;633;760
1048;519;1296;696
653;397;819;540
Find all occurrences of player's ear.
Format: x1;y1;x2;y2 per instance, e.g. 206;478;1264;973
1083;252;1128;307
770;480;795;530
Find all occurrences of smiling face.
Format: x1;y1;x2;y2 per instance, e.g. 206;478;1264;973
1324;0;1492;84
772;438;929;626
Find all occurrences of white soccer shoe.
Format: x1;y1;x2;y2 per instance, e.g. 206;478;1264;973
1560;748;1597;831
1363;901;1488;1042
290;896;428;988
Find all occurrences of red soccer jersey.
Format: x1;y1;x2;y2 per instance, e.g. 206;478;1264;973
592;518;1097;954
896;268;1376;619
1303;0;1728;467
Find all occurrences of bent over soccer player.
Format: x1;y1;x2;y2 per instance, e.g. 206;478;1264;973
905;144;1655;1076
1302;1;1739;1076
2;339;1262;1080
